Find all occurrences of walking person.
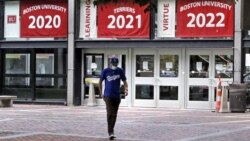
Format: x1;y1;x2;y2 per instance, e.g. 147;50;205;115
99;57;128;140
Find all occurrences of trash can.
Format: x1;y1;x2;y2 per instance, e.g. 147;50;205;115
229;84;248;112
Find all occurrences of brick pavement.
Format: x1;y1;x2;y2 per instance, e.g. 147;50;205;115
0;105;250;141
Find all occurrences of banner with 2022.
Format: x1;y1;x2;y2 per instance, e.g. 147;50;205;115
20;0;68;38
176;0;234;37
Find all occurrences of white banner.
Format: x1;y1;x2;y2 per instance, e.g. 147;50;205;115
4;1;20;38
80;0;97;39
157;0;176;37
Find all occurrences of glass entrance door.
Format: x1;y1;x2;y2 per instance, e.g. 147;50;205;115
187;49;211;109
133;49;156;107
211;49;233;109
157;49;182;108
133;49;182;108
186;49;233;109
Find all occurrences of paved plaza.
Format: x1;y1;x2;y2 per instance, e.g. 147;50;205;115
0;104;250;141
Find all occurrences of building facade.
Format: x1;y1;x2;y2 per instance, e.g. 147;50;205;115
0;0;249;109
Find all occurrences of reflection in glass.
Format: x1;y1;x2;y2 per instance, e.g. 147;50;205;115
244;68;250;84
160;55;178;77
36;77;67;99
244;51;250;84
85;55;103;76
86;56;93;75
136;55;154;77
36;78;54;87
36;88;66;99
58;78;66;88
95;56;103;75
5;77;30;86
215;55;233;78
160;86;178;100
36;54;54;87
36;54;54;74
189;86;208;101
5;54;30;74
243;51;250;105
136;85;154;99
190;55;209;78
57;49;66;74
5;54;30;86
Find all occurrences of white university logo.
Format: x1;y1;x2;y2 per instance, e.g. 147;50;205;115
107;75;120;81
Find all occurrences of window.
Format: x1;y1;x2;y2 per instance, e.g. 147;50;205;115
136;55;154;77
189;55;209;78
136;85;154;99
36;53;54;86
214;55;233;78
5;53;30;86
244;49;250;84
160;55;179;77
85;55;103;77
35;49;67;100
84;54;104;99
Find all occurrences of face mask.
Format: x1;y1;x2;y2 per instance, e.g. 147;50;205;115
111;66;117;70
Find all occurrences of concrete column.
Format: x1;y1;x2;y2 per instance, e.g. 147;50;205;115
128;48;132;107
67;0;75;106
234;0;242;83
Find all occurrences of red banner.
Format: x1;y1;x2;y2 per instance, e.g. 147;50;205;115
20;0;68;38
97;0;150;38
176;0;234;37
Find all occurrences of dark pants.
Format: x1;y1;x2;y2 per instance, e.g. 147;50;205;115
103;97;121;135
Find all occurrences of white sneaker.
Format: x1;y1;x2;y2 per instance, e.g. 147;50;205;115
109;133;116;140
